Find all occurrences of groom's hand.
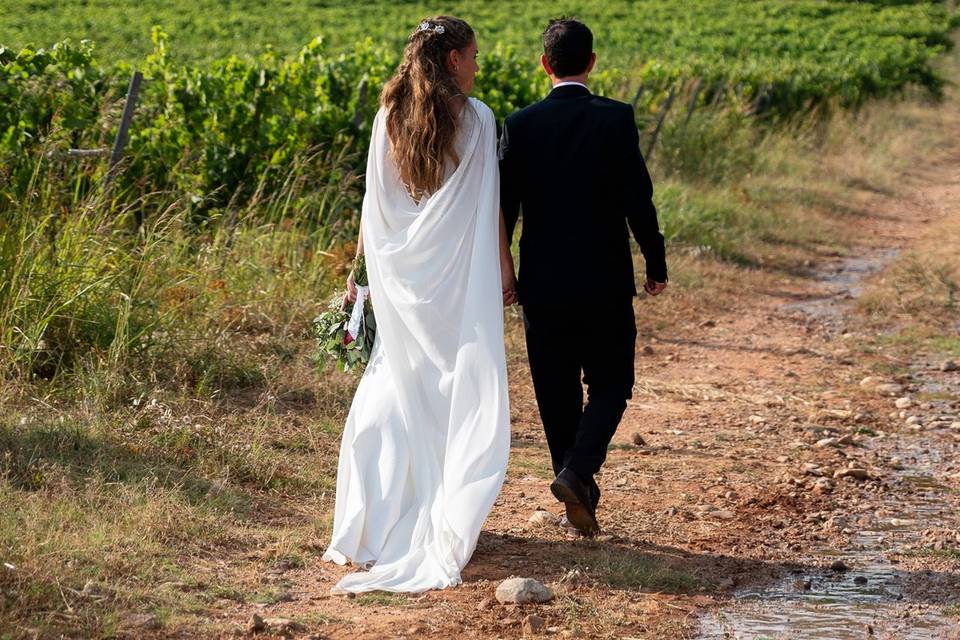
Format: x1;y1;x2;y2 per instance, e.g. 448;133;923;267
644;278;667;296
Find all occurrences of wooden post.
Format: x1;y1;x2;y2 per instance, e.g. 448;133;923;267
684;78;705;124
630;82;645;112
104;71;142;191
710;80;727;107
645;86;676;163
352;77;369;129
749;83;770;116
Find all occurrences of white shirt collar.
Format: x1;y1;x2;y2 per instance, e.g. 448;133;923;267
552;81;589;91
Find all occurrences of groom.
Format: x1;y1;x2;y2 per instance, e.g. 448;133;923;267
499;18;668;535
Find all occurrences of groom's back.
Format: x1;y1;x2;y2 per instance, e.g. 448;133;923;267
499;85;660;304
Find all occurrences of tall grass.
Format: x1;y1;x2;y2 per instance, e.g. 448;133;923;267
0;142;361;397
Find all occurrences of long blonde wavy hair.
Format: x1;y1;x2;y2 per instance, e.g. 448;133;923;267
380;16;475;201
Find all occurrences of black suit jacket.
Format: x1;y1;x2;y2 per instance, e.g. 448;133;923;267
498;84;667;305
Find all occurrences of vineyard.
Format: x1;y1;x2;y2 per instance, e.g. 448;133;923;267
1;1;957;219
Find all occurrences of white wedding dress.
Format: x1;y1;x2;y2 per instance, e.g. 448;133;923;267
321;98;511;593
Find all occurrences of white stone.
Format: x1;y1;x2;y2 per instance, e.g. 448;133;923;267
528;510;560;527
495;578;554;604
894;397;913;409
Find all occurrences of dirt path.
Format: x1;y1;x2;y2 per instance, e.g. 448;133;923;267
217;101;960;640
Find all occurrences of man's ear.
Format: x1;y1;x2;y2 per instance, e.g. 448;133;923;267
586;52;597;74
540;54;553;77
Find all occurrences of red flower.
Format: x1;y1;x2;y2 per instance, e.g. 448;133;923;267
343;331;355;346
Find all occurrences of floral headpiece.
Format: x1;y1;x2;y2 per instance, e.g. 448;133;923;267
416;21;445;35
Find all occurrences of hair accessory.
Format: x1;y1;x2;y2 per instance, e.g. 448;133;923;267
417;21;445;35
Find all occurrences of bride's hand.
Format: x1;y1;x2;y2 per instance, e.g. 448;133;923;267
345;270;358;305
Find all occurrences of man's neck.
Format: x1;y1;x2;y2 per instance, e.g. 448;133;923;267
551;75;589;88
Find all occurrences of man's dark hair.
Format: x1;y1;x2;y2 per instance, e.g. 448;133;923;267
542;18;593;78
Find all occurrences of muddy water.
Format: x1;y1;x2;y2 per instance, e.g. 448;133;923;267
698;444;957;639
698;252;960;639
781;249;898;331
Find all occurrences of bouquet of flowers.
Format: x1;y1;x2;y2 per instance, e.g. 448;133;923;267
313;255;376;373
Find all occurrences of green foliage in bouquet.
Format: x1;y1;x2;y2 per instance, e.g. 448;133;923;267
313;255;375;373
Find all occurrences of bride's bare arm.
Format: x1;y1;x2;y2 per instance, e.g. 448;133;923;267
345;225;364;303
499;209;517;306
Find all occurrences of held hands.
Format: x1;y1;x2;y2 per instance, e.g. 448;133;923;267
501;262;518;307
644;278;667;296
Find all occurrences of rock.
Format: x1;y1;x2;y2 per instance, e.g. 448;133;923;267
859;376;882;388
811;478;834;495
495;578;554;604
121;614;161;631
631;432;647;446
700;319;716;328
477;597;492;611
830;560;849;572
874;383;904;396
793;578;812;591
894;397;913;409
641;345;655;356
905;416;921;426
247;614;265;634
801;463;823;476
854;576;868;585
816;437;838;448
834;467;870;481
80;580;109;598
528;509;560;527
940;359;958;372
615;477;627;487
837;434;855;446
709;510;735;520
523;614;546;635
263;618;306;634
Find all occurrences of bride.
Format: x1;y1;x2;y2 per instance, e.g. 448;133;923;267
321;16;517;593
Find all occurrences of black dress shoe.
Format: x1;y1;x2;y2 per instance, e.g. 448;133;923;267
550;468;600;536
588;476;600;512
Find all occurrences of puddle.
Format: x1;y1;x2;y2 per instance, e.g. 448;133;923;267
782;249;899;331
697;443;958;640
698;250;960;639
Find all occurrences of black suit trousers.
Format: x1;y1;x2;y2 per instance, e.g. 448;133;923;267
522;298;636;482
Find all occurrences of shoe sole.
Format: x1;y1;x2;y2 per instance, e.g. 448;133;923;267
550;480;600;536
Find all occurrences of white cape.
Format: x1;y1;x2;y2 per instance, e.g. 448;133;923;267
321;98;511;593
